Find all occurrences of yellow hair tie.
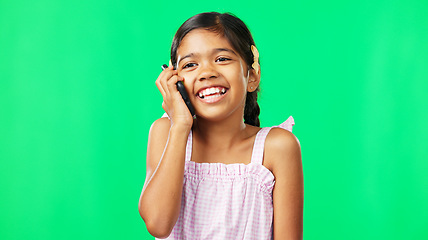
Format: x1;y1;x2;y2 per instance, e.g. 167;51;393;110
251;45;260;75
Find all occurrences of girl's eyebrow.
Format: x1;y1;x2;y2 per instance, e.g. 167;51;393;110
178;53;195;65
213;48;237;56
178;48;238;65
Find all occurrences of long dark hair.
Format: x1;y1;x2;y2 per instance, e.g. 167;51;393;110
170;12;261;127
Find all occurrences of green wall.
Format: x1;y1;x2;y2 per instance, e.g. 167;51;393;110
1;0;427;239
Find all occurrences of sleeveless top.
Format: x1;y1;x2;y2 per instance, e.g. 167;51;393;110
157;116;295;240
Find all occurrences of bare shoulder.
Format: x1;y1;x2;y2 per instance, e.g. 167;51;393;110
265;128;300;150
146;117;171;171
147;117;171;151
149;117;171;138
264;128;301;174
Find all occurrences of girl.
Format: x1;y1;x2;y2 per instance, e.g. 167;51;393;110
139;12;303;240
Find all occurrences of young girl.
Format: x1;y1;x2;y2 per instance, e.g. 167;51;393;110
139;12;303;239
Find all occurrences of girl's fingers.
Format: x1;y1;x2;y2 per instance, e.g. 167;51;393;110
155;70;166;97
155;67;186;114
158;66;192;125
156;67;176;98
166;75;184;95
155;78;166;98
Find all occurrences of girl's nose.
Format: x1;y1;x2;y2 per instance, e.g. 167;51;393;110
197;63;219;81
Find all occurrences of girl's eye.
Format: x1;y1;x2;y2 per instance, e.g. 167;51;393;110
216;57;231;62
183;63;197;69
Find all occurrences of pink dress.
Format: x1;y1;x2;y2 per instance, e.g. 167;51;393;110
158;117;295;240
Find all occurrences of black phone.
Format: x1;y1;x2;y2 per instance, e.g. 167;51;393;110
161;64;196;117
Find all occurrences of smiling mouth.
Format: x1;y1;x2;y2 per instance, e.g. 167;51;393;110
197;86;228;100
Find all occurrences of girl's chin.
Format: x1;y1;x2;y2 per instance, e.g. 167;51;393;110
194;110;229;122
194;107;241;123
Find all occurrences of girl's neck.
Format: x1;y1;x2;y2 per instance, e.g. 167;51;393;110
192;113;248;149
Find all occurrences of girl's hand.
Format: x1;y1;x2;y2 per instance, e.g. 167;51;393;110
155;64;193;129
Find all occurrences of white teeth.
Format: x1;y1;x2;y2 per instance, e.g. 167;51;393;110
205;95;216;100
198;87;226;98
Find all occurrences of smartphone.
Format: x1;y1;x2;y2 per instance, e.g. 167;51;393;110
162;64;196;117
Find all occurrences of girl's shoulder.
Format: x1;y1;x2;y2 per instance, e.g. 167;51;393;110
266;127;299;150
263;127;301;174
151;116;171;130
147;117;172;146
150;116;171;130
152;114;172;129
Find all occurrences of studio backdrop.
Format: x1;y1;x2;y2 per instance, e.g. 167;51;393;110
1;0;427;239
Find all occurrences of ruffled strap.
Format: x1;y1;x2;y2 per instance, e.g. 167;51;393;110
250;116;295;165
276;116;295;132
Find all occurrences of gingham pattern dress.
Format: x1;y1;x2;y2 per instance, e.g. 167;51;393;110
158;116;294;240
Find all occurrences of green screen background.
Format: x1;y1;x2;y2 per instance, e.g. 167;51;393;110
1;0;427;239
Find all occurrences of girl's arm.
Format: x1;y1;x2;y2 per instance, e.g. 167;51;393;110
138;65;193;238
138;118;189;238
265;128;303;240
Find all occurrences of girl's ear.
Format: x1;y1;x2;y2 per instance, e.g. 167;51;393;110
247;68;260;92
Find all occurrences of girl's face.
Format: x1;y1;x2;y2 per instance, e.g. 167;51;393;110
176;29;256;121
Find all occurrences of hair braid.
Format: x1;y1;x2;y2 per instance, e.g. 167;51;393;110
244;90;260;127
